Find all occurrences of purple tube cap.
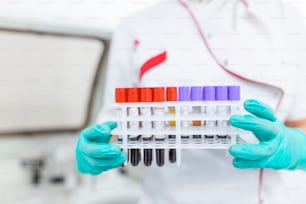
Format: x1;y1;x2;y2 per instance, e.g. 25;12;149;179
191;86;202;101
215;86;228;101
179;86;190;101
228;86;240;101
203;86;215;101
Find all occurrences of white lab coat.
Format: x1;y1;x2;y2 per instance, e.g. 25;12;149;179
97;0;306;203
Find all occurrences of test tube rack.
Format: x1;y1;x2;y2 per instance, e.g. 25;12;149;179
111;86;249;167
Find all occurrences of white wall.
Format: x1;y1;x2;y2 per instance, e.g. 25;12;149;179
0;0;164;38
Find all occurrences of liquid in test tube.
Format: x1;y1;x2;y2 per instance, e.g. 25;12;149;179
203;86;216;143
152;87;166;167
179;87;191;143
166;87;177;163
215;86;230;143
140;88;153;167
127;88;141;166
190;86;203;142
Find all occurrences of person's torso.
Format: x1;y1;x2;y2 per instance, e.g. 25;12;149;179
120;1;301;203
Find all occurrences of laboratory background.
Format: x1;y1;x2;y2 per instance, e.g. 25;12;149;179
0;0;306;204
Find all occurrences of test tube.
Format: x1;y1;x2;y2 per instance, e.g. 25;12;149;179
115;88;127;166
140;88;153;167
190;86;203;142
152;87;166;167
203;86;216;143
115;88;127;138
179;87;191;143
228;86;240;114
127;88;141;166
228;86;241;144
215;86;230;143
166;87;177;163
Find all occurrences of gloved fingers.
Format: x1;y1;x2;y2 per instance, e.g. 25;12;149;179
244;99;277;122
80;141;122;158
77;163;105;175
81;122;117;143
85;151;126;169
232;158;267;169
230;114;279;141
104;121;117;129
230;143;275;160
76;153;106;175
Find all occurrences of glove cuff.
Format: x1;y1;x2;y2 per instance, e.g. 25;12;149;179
292;129;306;170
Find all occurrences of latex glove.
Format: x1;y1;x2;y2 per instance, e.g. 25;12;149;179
229;99;306;170
76;122;126;175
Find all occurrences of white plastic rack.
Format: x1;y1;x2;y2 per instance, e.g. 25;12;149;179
111;101;249;166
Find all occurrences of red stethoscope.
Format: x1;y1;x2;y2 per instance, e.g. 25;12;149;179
176;0;284;204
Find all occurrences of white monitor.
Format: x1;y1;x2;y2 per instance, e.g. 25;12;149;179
0;29;104;134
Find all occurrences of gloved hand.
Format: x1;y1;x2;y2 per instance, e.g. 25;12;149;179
229;99;306;170
75;122;126;175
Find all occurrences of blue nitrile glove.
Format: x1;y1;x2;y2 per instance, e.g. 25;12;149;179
229;99;306;170
75;122;126;175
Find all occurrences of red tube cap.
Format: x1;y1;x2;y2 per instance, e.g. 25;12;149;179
166;87;177;101
140;88;153;102
153;87;165;102
127;88;139;102
115;88;127;103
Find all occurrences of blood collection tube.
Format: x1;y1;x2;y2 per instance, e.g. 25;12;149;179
152;87;166;167
203;86;216;143
228;86;240;114
190;86;203;142
215;86;230;143
166;87;177;163
179;87;191;143
115;88;127;166
127;88;141;166
115;88;127;131
228;86;240;144
140;88;153;167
